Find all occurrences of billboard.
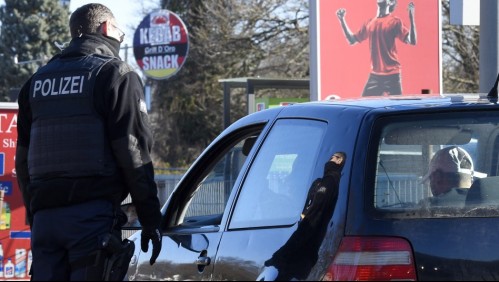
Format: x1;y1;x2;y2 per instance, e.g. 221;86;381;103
0;103;31;280
310;0;441;100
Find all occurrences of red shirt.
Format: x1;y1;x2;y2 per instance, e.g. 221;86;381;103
354;14;410;75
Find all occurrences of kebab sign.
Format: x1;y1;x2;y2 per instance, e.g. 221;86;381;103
133;10;189;80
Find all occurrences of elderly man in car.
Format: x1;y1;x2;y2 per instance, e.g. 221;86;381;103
420;146;474;208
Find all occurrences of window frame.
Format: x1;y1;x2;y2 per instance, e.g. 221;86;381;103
228;118;328;230
161;123;267;231
366;111;499;219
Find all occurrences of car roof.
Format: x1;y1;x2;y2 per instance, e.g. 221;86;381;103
303;94;495;110
225;93;498;137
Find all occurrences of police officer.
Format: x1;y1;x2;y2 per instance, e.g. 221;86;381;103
15;3;162;281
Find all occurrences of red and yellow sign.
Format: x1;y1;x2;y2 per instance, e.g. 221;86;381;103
0;103;31;280
133;10;189;80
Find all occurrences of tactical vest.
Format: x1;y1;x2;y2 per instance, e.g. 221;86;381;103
28;54;118;180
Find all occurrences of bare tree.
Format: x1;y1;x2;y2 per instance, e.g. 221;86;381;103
441;0;480;93
150;0;309;167
0;0;70;101
150;0;479;167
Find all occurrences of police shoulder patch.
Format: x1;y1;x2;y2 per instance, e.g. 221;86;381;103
118;63;134;76
139;99;148;114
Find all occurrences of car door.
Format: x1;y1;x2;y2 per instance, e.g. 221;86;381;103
212;118;332;280
127;125;265;281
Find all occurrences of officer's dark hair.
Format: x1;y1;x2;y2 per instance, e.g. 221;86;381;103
69;3;115;38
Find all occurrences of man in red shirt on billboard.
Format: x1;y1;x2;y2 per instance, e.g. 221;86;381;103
336;0;416;96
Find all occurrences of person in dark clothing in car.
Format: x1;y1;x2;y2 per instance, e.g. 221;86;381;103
258;152;346;281
419;146;474;208
15;3;162;280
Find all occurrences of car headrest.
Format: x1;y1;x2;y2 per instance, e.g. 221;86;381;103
465;176;499;206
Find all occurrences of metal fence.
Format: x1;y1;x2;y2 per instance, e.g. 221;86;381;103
121;170;186;239
155;173;185;205
121;170;186;205
375;174;431;208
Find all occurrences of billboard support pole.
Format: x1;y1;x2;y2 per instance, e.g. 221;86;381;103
479;0;499;93
309;0;319;101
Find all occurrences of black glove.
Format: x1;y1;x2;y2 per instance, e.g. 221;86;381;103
141;227;162;265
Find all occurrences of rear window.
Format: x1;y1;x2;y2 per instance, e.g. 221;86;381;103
373;112;499;218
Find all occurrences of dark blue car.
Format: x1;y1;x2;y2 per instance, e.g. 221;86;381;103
124;94;499;281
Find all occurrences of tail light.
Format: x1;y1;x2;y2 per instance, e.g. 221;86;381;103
323;236;417;281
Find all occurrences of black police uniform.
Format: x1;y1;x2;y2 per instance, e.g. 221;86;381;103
263;159;344;281
15;33;161;280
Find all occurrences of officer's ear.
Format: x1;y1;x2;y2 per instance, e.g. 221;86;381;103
101;21;109;37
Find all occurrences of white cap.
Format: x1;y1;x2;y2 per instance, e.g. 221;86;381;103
422;146;474;182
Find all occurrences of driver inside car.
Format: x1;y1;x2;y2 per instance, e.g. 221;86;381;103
419;146;474;208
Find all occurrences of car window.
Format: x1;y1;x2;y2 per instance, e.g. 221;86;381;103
229;119;327;229
373;112;499;218
177;134;258;228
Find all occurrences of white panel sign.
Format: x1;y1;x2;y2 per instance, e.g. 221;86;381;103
450;0;480;26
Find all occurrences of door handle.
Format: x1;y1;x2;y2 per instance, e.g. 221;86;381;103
130;255;137;265
196;250;211;272
196;256;211;266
